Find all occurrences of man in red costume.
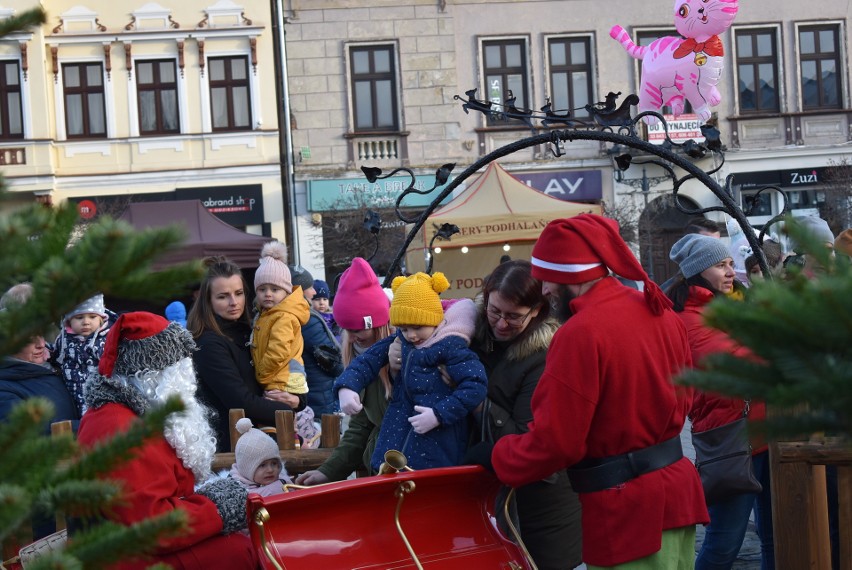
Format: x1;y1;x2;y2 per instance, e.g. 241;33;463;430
77;312;258;569
488;214;708;568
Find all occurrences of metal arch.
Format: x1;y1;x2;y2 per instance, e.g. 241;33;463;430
372;92;787;285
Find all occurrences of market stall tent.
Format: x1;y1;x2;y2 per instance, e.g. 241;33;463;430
118;199;271;269
406;163;601;298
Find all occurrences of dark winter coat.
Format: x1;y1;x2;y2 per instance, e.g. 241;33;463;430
48;309;118;415
0;358;80;433
302;308;343;416
335;299;487;471
472;312;582;570
194;316;306;452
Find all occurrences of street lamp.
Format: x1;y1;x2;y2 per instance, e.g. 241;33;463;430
426;222;460;274
363;209;382;263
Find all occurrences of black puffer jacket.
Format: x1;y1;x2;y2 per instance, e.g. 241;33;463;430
194;317;306;452
471;311;583;570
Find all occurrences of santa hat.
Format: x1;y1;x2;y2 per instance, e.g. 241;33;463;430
333;258;390;330
255;241;292;293
64;293;108;324
531;214;671;315
390;272;449;327
98;311;196;378
234;417;281;481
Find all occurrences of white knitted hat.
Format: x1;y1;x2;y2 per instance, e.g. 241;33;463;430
234;418;281;481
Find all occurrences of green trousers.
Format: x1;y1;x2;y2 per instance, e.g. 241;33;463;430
586;526;695;570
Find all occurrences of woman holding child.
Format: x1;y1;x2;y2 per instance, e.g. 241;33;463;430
188;256;304;452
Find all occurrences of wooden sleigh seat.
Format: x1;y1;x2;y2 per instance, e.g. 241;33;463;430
211;409;341;476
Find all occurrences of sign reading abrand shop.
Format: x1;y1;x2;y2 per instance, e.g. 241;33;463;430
646;113;706;145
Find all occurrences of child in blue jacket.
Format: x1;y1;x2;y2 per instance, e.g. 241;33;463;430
335;272;486;471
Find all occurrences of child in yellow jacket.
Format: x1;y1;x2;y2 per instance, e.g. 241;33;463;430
250;241;310;398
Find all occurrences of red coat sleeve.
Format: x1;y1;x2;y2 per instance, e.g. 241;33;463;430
78;404;224;553
492;329;597;487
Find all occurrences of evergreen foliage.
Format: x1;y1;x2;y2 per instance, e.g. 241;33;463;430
679;217;852;439
0;10;206;563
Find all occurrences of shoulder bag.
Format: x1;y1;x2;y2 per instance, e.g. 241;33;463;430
691;400;762;506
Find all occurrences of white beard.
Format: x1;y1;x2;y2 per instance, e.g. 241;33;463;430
152;357;217;483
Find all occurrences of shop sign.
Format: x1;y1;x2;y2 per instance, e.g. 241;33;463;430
646;114;705;144
308;175;454;212
177;185;264;226
68;184;265;226
734;167;829;190
518;169;602;201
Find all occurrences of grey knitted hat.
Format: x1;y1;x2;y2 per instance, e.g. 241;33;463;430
288;265;315;292
669;234;732;278
234;417;281;481
791;215;835;252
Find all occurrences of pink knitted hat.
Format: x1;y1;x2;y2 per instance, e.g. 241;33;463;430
254;241;292;293
333;258;390;330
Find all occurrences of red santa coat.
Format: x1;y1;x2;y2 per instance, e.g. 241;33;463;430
77;403;256;570
492;277;709;566
677;286;767;453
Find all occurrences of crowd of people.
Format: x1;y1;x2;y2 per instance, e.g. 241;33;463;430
2;211;848;569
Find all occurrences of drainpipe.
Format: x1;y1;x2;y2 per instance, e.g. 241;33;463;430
271;0;299;263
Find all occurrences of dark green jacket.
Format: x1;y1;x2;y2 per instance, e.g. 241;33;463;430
318;371;389;480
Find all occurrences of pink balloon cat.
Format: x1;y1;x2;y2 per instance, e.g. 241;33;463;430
611;0;739;125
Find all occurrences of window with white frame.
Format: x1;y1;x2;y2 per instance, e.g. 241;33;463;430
0;60;22;140
136;59;180;135
735;28;780;114
349;44;399;132
63;62;106;139
208;55;252;131
798;24;842;110
482;38;529;126
547;36;593;118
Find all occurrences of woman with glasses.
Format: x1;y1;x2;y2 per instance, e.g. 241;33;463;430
470;259;582;570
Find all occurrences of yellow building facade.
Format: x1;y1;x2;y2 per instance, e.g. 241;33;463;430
0;0;288;240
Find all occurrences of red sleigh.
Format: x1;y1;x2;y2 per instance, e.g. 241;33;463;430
247;452;534;569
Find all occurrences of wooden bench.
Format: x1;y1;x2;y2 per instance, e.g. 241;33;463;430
211;409;341;476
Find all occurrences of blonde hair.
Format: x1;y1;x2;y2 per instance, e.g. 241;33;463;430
341;324;394;399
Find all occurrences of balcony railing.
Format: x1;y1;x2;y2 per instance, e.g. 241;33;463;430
0;147;26;165
345;131;409;168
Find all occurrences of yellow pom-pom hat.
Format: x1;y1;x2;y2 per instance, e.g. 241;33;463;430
389;272;450;327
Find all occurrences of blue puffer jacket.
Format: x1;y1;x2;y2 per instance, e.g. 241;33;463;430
302;309;343;416
335;299;487;470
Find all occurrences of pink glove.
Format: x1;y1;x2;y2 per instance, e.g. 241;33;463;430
338;388;363;415
408;405;440;434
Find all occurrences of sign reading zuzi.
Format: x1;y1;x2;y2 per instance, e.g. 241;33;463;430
308;175;454;212
735;167;829;190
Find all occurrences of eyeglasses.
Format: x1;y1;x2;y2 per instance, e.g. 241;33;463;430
486;304;536;327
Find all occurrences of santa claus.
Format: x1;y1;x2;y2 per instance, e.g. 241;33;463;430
78;311;258;569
